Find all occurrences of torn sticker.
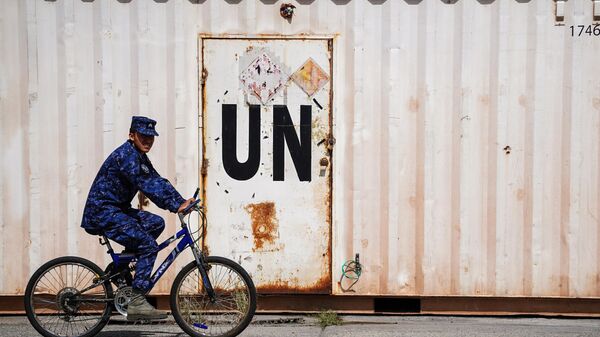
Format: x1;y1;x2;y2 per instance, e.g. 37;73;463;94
240;52;288;105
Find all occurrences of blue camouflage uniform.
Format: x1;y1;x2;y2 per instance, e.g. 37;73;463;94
81;116;185;292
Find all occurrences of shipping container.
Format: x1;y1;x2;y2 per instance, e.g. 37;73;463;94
1;0;600;309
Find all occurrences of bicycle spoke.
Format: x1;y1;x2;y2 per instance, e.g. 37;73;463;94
37;277;57;294
74;268;90;290
77;268;95;291
54;268;67;287
175;261;253;336
28;262;110;337
73;266;82;289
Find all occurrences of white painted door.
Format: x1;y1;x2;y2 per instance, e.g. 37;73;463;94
201;38;332;294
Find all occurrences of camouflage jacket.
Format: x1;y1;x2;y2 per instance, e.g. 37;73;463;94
81;140;185;232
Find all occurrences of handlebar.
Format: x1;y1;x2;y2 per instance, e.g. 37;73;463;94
179;187;202;217
177;188;207;235
182;199;201;214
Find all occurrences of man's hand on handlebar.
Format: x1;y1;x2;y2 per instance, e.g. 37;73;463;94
178;198;196;213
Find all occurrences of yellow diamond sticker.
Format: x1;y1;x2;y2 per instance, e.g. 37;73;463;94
291;58;329;97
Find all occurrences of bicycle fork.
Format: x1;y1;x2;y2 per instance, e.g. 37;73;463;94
190;245;217;302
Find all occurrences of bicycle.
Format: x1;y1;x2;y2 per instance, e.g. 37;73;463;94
24;189;257;337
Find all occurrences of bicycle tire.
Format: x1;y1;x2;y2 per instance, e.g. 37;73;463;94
24;256;113;337
170;257;257;337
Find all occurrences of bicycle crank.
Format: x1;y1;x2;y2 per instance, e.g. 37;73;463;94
114;286;133;316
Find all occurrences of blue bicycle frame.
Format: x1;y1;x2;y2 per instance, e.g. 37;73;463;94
108;227;193;288
99;207;215;299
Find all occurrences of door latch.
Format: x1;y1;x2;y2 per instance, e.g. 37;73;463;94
319;157;329;177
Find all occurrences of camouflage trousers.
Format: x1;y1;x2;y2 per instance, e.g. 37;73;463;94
102;208;165;292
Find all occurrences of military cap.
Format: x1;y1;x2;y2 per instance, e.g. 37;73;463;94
130;116;159;136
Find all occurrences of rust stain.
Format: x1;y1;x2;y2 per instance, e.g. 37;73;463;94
518;95;527;108
479;95;490;105
201;33;339;40
325;40;334;299
516;188;525;201
245;202;279;251
200;40;208;250
254;204;332;294
256;274;331;294
408;96;420;113
592;98;600;111
409;196;417;208
202;245;210;257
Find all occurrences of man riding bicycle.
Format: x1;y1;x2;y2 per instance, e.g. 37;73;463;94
81;116;193;320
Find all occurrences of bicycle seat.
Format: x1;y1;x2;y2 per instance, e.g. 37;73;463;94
119;249;137;257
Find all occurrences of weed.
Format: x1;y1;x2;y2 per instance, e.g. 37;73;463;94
316;310;342;328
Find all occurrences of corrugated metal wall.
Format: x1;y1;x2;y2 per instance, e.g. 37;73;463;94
331;0;600;297
1;0;599;298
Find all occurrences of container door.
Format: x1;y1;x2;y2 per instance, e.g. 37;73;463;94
201;38;332;294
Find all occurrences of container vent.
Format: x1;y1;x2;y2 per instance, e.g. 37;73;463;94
373;298;421;313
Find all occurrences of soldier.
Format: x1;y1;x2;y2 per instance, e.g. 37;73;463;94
81;116;193;320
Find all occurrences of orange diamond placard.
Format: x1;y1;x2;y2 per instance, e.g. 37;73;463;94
291;58;329;97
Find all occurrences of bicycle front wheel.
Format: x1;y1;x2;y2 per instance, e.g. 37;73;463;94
170;256;257;337
24;256;113;337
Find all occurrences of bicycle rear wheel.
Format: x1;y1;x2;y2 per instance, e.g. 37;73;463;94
171;256;257;337
24;256;113;337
